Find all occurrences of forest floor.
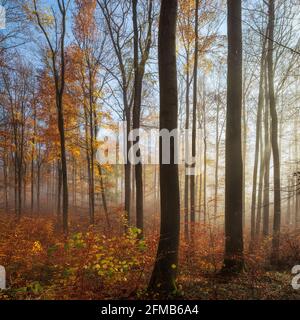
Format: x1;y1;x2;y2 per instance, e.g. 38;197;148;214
0;211;299;300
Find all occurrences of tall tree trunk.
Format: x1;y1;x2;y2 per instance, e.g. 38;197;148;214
263;60;271;237
202;82;207;224
148;0;180;294
190;0;199;240
37;163;41;213
223;0;244;272
214;92;220;224
97;164;110;228
132;0;143;235
55;3;68;234
268;0;281;265
3;154;8;211
256;129;265;237
184;48;190;241
287;177;291;227
89;98;95;225
93;103;109;226
242;84;247;229
31;103;36;213
295;114;300;229
124;110;131;226
57;160;62;219
83;104;93;224
250;39;266;242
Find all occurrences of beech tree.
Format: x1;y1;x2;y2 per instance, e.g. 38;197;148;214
267;0;281;265
148;0;180;294
223;0;244;272
29;0;70;233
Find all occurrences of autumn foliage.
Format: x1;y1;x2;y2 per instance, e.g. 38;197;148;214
0;212;299;300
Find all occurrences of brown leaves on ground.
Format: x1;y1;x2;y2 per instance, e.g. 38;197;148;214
0;214;299;300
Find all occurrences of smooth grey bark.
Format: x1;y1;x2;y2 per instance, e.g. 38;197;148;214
148;0;180;294
223;0;244;272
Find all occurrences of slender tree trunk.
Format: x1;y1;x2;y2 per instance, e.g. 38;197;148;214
37;163;41;213
83;104;93;224
132;0;146;235
57;160;62;219
295;115;300;229
223;0;244;272
97;164;110;228
263;61;271;237
148;0;180;294
184;49;190;240
31;149;35;213
287;177;291;226
250;39;266;242
202;83;207;224
256;129;265;237
190;0;199;240
89;101;95;225
125;110;131;226
242;87;247;229
268;0;281;265
214;93;220;224
3;154;8;211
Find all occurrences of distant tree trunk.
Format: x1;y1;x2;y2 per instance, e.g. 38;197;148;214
3;153;8;210
295;116;300;229
125;110;131;226
37;162;41;213
296;188;300;229
287;177;291;226
268;0;281;265
83;103;93;224
250;39;266;242
130;164;135;221
97;164;110;228
190;0;199;240
242;85;247;229
93;102;109;226
14;155;17;215
73;157;76;208
184;47;190;240
223;0;244;273
263;60;271;237
17;157;22;218
132;0;153;235
202;82;207;224
31;104;36;213
214;93;220;224
148;0;180;294
23;163;27;209
295;171;300;229
57;160;62;218
88;83;95;225
256;129;265;237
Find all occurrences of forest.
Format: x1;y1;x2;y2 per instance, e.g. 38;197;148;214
0;0;300;300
